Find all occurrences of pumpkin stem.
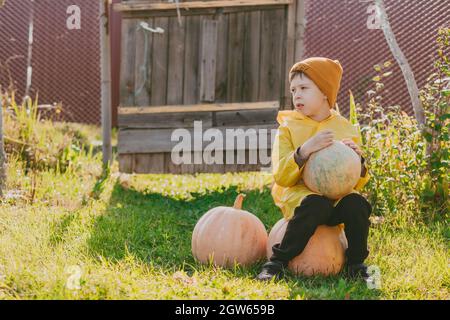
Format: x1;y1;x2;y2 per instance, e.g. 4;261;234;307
233;194;245;209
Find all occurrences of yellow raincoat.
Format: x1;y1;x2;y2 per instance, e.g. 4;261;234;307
271;109;370;221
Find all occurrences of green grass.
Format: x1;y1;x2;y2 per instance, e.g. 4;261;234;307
0;126;448;300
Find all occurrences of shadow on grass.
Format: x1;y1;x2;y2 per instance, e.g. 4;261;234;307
86;179;382;299
87;181;279;270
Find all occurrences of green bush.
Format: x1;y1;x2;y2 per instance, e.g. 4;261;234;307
420;27;449;210
0;90;91;173
355;28;449;223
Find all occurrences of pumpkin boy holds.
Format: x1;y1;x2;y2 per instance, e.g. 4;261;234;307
256;57;373;281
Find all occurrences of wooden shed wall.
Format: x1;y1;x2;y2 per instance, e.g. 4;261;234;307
116;1;305;174
119;9;287;108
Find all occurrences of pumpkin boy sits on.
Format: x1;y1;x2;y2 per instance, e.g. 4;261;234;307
256;57;372;281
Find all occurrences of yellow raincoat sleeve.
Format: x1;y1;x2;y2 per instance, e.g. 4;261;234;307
272;125;304;187
351;132;370;191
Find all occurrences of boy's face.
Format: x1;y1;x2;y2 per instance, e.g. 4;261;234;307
290;73;330;118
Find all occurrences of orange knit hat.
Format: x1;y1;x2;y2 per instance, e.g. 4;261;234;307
289;57;343;108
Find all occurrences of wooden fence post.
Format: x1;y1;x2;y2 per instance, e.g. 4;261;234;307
100;0;112;166
0;97;5;197
0;0;5;197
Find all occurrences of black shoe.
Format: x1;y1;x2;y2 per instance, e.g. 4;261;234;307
255;261;285;281
345;263;370;281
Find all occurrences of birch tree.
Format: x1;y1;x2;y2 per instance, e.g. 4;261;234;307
374;0;425;126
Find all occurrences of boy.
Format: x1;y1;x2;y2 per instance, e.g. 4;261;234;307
256;57;372;281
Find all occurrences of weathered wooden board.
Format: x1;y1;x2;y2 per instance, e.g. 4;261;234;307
214;108;278;127
214;13;228;102
134;18;152;106
150;17;169;105
167;16;186;105
242;11;261;102
119;5;287;19
259;9;284;102
119;101;280;114
200;19;218;102
120;19;137;106
119;111;214;129
114;1;293;12
134;153;165;173
183;15;201;104
227;12;245;102
118;101;279;128
119;150;273;174
118;108;278;129
118;123;277;154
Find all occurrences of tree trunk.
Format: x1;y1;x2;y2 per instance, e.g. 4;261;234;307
100;0;112;166
374;0;425;126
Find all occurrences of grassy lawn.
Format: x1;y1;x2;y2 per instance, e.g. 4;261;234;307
0;129;448;300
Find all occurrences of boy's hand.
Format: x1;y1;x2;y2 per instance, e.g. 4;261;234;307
300;130;335;159
341;138;362;157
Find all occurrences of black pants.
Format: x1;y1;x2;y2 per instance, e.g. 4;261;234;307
270;193;372;266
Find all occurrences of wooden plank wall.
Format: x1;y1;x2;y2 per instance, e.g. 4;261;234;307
119;150;273;174
117;102;279;173
117;1;306;174
119;7;288;108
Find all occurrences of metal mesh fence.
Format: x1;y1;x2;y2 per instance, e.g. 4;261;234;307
303;0;450;118
1;0;449;124
0;0;100;124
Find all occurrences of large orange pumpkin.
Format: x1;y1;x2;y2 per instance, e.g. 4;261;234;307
303;140;361;200
192;194;267;267
267;219;348;276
